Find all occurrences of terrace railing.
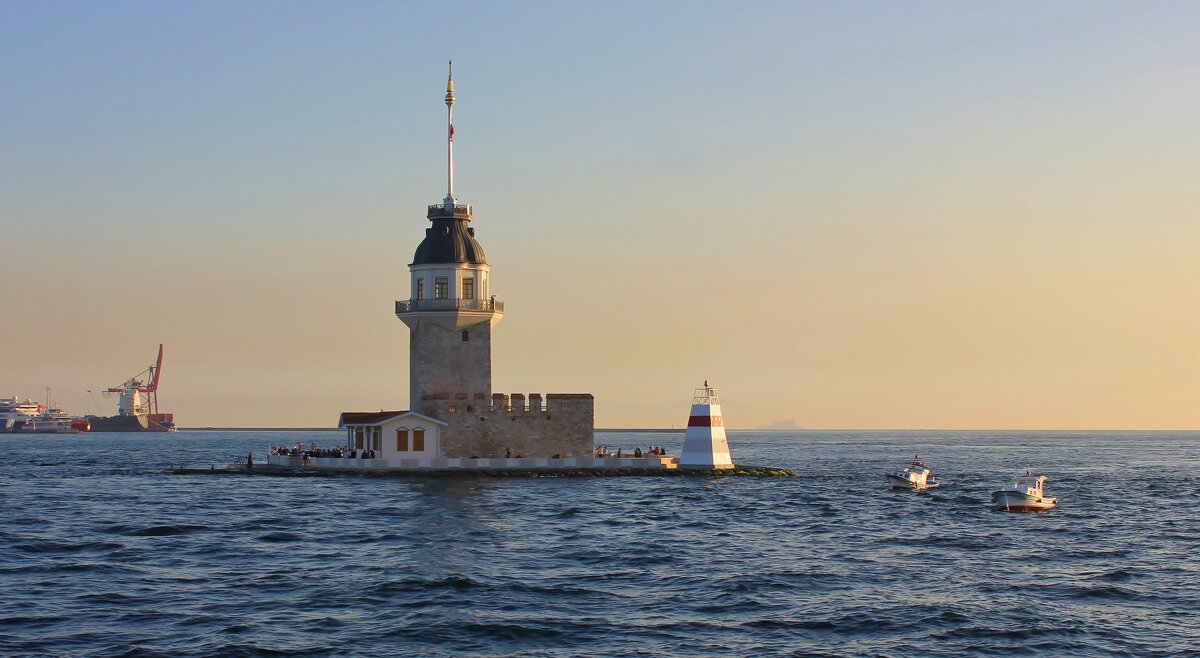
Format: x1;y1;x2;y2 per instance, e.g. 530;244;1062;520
427;204;473;219
396;298;503;314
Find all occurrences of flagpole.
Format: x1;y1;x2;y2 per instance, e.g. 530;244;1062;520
445;61;455;208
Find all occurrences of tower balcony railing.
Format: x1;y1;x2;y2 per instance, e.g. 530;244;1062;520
427;204;473;219
396;298;503;314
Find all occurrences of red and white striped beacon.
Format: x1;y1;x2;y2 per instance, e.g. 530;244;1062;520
678;381;734;469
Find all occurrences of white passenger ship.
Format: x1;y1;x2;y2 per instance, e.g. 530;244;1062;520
1;397;40;432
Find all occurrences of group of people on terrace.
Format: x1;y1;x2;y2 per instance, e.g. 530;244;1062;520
594;446;668;458
265;441;672;463
268;442;379;461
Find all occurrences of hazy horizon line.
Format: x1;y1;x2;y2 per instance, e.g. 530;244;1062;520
171;426;1200;433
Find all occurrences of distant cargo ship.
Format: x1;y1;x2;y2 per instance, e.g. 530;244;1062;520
86;344;177;432
88;413;175;432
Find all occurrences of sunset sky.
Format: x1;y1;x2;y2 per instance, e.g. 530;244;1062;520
2;1;1198;429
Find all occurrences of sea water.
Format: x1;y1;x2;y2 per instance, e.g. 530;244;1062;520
1;430;1197;657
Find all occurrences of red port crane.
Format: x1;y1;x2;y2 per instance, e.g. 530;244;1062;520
102;344;164;415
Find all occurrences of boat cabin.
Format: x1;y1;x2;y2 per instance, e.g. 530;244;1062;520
1011;474;1047;495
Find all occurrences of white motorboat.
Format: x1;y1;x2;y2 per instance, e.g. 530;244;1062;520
992;470;1057;512
885;455;941;491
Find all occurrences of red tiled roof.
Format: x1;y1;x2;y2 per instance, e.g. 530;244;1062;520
338;411;409;427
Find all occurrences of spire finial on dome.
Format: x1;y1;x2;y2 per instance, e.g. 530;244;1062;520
444;61;456;206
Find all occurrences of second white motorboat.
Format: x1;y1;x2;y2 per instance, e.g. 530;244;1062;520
992;469;1058;512
886;455;941;491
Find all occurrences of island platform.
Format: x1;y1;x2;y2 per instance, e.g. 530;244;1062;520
170;458;792;478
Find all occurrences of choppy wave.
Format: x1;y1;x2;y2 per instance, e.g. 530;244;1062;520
1;430;1199;657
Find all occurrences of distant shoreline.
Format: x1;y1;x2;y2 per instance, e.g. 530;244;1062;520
178;427;683;433
180;428;337;432
172;427;1198;433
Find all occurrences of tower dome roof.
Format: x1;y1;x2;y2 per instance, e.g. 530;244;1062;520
412;64;487;267
412;217;487;265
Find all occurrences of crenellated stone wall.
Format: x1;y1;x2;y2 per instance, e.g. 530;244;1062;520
421;392;594;458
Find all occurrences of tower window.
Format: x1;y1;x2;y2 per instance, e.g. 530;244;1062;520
462;330;469;342
416;279;425;300
462;277;475;300
435;277;448;299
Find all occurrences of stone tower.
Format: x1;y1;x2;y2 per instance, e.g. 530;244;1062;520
395;63;503;415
